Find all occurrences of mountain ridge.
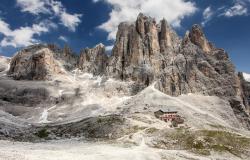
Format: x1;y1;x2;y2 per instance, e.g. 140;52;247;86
1;13;250;159
5;14;250;122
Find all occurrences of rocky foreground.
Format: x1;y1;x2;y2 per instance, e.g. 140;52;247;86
1;13;250;159
0;139;246;160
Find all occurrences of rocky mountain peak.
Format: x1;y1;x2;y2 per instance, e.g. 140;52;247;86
188;24;212;52
95;43;105;48
136;13;157;36
8;44;66;80
107;14;244;101
79;43;107;75
4;13;249;119
182;31;191;46
159;18;180;52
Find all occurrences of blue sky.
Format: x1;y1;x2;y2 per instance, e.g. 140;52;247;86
0;0;249;72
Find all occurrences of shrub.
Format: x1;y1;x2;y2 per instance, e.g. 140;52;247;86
35;128;49;138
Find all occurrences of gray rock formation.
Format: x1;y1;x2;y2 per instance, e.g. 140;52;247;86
106;13;241;100
48;44;79;71
238;72;250;110
78;43;108;75
8;44;78;80
4;13;249;126
106;13;179;85
188;24;213;52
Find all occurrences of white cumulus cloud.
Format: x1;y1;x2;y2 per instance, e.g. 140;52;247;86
202;6;214;26
16;0;51;15
16;0;82;32
60;12;82;32
224;3;248;17
94;0;197;40
0;19;55;47
59;36;68;42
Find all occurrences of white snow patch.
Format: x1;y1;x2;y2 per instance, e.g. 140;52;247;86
39;109;49;123
5;63;10;71
80;92;131;111
0;56;11;59
72;68;79;81
58;90;64;96
95;76;102;86
77;72;94;79
38;105;57;123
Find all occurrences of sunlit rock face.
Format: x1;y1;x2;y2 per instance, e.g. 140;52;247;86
7;44;79;81
48;44;79;71
8;45;65;80
79;43;108;75
188;24;213;53
106;13;180;88
5;13;248;119
2;13;250;147
106;13;240;99
238;72;250;110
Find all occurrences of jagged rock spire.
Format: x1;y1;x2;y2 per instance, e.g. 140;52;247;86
189;24;212;52
78;43;107;75
159;18;173;51
7;14;244;107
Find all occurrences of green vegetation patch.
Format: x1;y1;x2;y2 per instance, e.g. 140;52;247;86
145;127;159;134
35;128;49;138
154;128;250;157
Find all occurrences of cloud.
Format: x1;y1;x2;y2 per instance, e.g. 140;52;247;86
16;0;82;31
94;0;197;40
0;19;12;35
0;19;55;47
60;12;82;32
223;3;248;17
201;6;213;26
50;0;82;31
201;1;249;26
59;36;68;42
16;0;51;15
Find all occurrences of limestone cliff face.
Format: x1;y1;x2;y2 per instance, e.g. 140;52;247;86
188;24;213;53
106;13;240;99
6;14;247;111
8;45;66;80
78;43;108;75
238;72;250;110
4;13;250;128
48;44;79;71
107;14;180;87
